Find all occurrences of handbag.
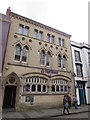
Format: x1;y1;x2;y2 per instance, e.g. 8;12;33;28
65;103;69;108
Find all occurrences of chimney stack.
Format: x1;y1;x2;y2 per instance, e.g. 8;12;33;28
6;7;11;16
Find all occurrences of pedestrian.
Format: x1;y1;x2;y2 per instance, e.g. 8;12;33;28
73;95;78;109
30;95;34;105
63;95;71;115
67;95;71;109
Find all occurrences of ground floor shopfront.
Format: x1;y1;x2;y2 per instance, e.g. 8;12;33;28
2;65;75;110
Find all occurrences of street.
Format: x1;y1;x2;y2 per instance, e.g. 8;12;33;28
52;111;89;118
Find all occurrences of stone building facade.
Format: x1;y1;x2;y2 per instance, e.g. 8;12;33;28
2;8;75;109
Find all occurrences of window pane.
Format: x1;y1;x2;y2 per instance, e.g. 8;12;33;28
22;46;28;62
61;85;63;91
46;52;50;66
32;85;36;92
64;86;67;91
37;85;41;92
47;34;50;43
58;55;61;67
23;26;29;36
76;64;83;77
34;29;38;38
38;31;43;40
26;84;30;92
62;39;64;47
15;45;21;61
62;56;66;68
58;38;61;46
43;85;46;92
18;24;24;34
52;85;55;92
40;51;45;65
75;51;81;61
56;86;59;92
51;35;54;44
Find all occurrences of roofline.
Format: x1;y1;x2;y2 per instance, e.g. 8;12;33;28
10;12;71;39
71;40;90;50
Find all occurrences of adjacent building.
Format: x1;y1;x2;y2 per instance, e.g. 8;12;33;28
2;8;75;110
0;12;10;113
71;41;90;105
0;12;10;78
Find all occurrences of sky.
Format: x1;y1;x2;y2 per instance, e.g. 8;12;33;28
0;0;89;44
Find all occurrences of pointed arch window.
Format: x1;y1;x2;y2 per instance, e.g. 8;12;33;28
62;55;67;68
15;44;21;61
22;46;28;62
46;52;51;66
58;54;61;67
40;50;45;65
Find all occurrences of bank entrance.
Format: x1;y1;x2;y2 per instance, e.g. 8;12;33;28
3;86;17;108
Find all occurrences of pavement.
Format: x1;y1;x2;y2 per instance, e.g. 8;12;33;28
2;105;90;119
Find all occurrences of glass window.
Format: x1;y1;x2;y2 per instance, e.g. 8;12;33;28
47;34;50;43
46;52;51;66
64;86;67;91
23;26;29;36
22;46;28;62
38;31;43;40
15;44;21;61
74;50;81;62
56;85;59;92
26;84;30;92
52;85;55;92
58;38;61;46
40;50;45;65
76;64;83;77
61;85;63;91
34;29;38;38
51;35;54;44
62;39;65;47
18;24;24;34
58;54;61;67
37;85;41;92
62;56;66;68
43;85;46;92
31;85;36;92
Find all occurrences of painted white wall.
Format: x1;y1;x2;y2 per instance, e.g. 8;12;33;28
71;41;90;104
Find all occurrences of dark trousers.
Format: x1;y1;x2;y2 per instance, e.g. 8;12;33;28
63;106;70;114
68;101;71;108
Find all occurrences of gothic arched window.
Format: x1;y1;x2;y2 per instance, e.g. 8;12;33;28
58;54;61;67
22;46;28;62
62;55;67;68
40;50;45;65
46;52;51;66
15;44;21;61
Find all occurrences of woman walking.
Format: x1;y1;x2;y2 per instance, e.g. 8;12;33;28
63;95;71;115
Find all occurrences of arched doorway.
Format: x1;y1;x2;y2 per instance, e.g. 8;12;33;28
3;73;20;109
3;85;17;108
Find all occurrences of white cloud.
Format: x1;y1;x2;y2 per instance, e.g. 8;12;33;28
0;0;89;43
